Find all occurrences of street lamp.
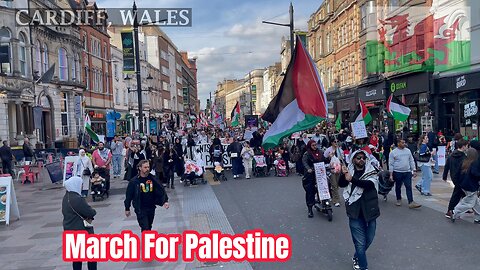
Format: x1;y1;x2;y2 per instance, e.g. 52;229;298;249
262;2;294;60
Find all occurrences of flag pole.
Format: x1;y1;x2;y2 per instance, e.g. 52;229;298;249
81;114;86;147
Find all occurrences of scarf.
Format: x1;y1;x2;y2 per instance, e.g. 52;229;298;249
64;176;83;195
343;150;379;205
307;140;323;162
97;148;110;162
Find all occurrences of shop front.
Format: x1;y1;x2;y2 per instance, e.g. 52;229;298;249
87;109;106;137
357;80;386;130
115;112;129;136
387;72;432;136
327;87;356;128
436;71;480;139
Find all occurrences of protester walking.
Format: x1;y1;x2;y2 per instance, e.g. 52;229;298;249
111;136;124;178
91;142;112;191
339;150;380;270
227;137;244;178
302;140;327;218
415;135;434;196
153;146;165;186
442;139;467;219
23;138;34;162
241;141;254;179
62;176;97;270
124;160;169;231
427;128;440;174
163;146;177;189
72;149;94;198
324;139;344;207
389;139;421;209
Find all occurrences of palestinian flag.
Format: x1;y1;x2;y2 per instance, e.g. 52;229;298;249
84;114;99;143
261;36;327;149
386;95;411;121
335;113;342;131
353;100;372;125
231;101;240;127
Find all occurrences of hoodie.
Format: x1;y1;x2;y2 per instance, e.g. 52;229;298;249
442;150;466;185
62;176;96;232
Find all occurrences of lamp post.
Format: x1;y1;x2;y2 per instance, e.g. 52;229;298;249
132;1;144;135
262;2;294;60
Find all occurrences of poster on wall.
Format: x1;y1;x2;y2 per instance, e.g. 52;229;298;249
63;156;79;186
0;176;20;225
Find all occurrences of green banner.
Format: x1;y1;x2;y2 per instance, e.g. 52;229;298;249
121;31;135;74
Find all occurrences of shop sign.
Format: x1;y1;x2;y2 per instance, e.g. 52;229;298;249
366;89;377;97
464;101;478;118
88;110;105;121
390;81;407;93
456;75;467;89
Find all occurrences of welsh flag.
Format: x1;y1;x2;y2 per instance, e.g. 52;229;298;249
261;36;327;149
231;101;240;127
353;100;372;125
367;5;470;73
84;114;99;143
387;95;411;121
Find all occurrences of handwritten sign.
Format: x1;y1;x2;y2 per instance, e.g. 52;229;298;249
185;144;232;168
314;162;331;201
351;121;368;139
438;146;446;166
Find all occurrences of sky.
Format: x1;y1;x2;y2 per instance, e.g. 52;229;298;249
97;0;323;109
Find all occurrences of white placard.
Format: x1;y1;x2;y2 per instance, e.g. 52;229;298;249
0;176;20;225
185;144;232;168
63;156;79;185
314;162;331;201
351;121;368;139
438;146;446;166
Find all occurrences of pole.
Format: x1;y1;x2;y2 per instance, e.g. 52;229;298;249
133;1;144;135
249;72;253;115
289;2;294;59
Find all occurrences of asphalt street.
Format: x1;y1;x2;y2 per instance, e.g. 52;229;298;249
212;172;480;270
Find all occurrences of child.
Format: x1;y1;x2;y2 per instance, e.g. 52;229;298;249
213;161;226;181
90;171;105;195
274;153;287;177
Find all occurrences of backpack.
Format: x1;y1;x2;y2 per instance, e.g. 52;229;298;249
213;145;221;158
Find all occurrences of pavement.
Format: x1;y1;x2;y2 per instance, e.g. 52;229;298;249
0;166;478;270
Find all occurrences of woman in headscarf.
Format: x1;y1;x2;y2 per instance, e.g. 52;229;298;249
62;176;97;270
302;140;327;218
72;149;94;198
174;137;185;178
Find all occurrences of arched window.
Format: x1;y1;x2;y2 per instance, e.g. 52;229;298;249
35;40;42;75
0;27;11;74
58;47;68;81
76;54;81;81
18;32;27;76
43;43;49;73
72;53;77;81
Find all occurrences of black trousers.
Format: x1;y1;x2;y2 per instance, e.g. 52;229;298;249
72;261;97;270
137;208;156;232
2;160;12;175
448;185;466;211
302;174;316;207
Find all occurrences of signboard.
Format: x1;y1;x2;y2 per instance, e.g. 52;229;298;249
245;115;258;129
0;176;20;226
185;144;232;168
45;162;63;183
351;121;368;139
438;146;446;166
313;162;331;201
63;156;79;185
74;95;82;119
149;119;158;135
464;101;478;118
121;31;135;74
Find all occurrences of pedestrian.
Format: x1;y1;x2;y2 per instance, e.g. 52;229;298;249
442;139;467;219
91;142;112;192
227;137;244;179
209;138;224;165
451;147;480;223
415;135;434;196
163;146;177;189
62;176;97;270
338;150;379;270
302;140;327;218
72;149;94;198
23;138;34;162
111;136;124;178
324;139;344;207
383;127;395;170
0;141;13;175
389;139;422;209
241;141;254;179
152;146;165;186
124;160;169;231
174;137;185;179
427;128;440;174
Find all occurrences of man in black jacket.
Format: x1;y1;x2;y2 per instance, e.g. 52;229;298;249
23;138;34;162
339;150;379;270
0;141;13;175
443;139;467;219
125;160;169;231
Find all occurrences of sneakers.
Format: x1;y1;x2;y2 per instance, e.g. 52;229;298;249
415;185;422;193
334;203;341;207
445;210;453;219
352;257;360;270
474;219;480;224
409;201;422;209
395;200;402;206
90;191;95;195
421;192;432;196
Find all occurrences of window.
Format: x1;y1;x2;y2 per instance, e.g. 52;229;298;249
351;56;356;83
83;35;87;50
326;33;330;53
58;48;68;81
114;64;118;78
104;43;107;59
351;19;355;39
85;67;89;90
161;66;168;75
161;50;167;60
35;40;42;75
162;81;168;90
115;88;120;105
361;4;367;30
43;44;49;73
60;92;69;136
176;63;181;71
326;0;330;13
76;54;81;81
124;89;128;105
177;76;182;84
105;73;109;93
0;28;11;74
18;32;27;76
72;54;77;81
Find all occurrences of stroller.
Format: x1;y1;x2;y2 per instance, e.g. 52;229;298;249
182;159;206;186
274;154;288;177
90;171;108;202
213;162;227;181
253;155;269;177
377;169;393;201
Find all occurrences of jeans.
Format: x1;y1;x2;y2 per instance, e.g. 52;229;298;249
453;191;480;220
136;208;156;232
417;165;433;194
433;153;439;173
72;261;97;270
112;155;123;176
349;218;377;270
393;171;414;203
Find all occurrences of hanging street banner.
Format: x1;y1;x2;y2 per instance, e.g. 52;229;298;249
366;2;470;74
121;31;135;74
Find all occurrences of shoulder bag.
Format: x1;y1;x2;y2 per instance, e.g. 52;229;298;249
68;193;93;228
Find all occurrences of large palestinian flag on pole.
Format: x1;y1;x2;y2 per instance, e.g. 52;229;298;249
84;114;99;143
231;101;240;127
386;95;411;121
261;36;327;149
367;4;470;73
353;100;372;125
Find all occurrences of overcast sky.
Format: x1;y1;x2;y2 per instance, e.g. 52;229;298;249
97;0;322;109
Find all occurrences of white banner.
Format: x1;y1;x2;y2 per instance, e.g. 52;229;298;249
185;144;232;169
314;162;331;201
438;146;446;166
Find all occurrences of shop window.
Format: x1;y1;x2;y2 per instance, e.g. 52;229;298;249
0;28;12;74
19;32;28;76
